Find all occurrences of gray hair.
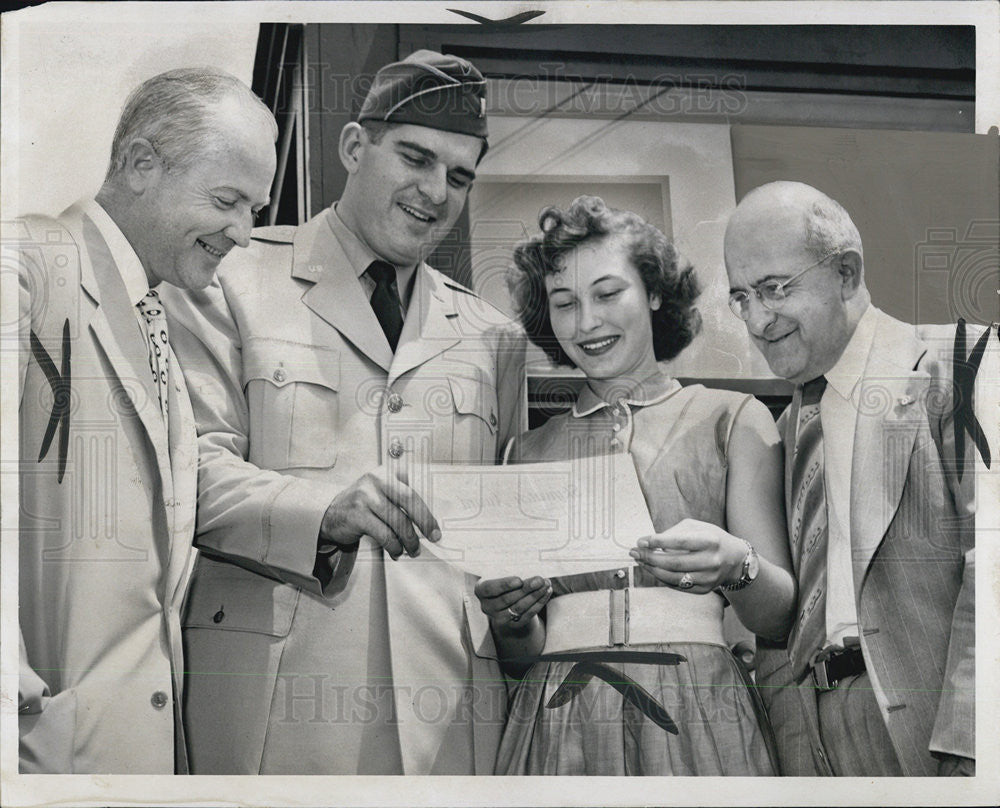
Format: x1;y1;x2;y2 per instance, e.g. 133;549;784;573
803;194;863;262
105;67;278;180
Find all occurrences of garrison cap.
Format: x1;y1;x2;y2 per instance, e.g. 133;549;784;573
357;49;488;140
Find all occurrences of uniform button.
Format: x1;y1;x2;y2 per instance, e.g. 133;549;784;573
273;368;287;383
212;608;225;624
614;568;626;579
387;393;404;413
150;691;168;709
612;423;621;432
489;412;497;427
388;439;404;459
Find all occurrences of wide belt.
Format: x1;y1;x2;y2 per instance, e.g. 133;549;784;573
544;566;725;654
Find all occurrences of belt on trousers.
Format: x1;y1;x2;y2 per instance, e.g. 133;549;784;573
811;645;867;691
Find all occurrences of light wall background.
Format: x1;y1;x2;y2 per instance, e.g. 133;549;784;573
9;20;259;217
470;117;770;379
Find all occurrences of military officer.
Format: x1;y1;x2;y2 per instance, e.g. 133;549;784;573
162;50;525;774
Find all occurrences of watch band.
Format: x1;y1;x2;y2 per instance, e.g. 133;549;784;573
720;541;757;591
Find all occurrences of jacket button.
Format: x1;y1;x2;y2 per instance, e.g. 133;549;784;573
387;393;404;413
273;368;287;383
213;608;225;624
388;439;404;459
615;568;627;579
151;691;169;709
489;412;497;427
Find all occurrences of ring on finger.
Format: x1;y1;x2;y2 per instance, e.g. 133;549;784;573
679;572;695;590
506;606;521;622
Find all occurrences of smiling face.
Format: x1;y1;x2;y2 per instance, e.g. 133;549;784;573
545;237;662;388
337;123;481;267
134;100;276;290
725;210;854;385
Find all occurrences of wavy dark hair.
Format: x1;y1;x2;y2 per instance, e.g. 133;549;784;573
508;195;701;367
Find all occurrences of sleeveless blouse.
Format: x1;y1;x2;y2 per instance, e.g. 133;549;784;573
496;376;778;776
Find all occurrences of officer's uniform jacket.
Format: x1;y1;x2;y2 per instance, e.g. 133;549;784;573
16;202;198;773
162;208;526;774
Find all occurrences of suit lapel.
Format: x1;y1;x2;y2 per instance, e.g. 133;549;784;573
293;215;394;372
165;345;198;606
850;312;928;582
78;214;172;472
389;267;462;385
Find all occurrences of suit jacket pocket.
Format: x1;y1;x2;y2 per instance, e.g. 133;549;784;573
242;338;340;470
19;688;77;773
183;556;301;637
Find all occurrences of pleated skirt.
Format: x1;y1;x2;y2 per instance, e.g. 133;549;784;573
495;642;778;776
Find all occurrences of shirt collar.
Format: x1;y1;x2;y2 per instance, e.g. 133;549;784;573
824;303;878;402
327;204;417;293
572;369;682;417
78;198;151;307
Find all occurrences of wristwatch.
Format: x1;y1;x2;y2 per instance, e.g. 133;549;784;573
721;541;759;591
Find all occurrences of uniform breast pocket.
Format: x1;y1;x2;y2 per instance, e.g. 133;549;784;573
447;374;498;464
242;338;340;470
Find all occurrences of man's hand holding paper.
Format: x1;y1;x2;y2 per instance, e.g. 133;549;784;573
319;466;441;560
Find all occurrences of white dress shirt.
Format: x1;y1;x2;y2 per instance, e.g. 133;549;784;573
819;303;879;648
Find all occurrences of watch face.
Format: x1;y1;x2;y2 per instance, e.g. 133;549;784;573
747;548;760;581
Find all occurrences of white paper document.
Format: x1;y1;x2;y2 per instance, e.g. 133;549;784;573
410;453;655;579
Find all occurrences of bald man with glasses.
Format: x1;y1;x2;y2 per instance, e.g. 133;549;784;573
723;181;987;777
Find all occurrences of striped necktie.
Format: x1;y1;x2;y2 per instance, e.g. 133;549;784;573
137;289;170;421
787;375;828;678
367;260;403;352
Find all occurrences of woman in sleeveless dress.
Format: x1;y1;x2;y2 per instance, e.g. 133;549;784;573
475;196;795;776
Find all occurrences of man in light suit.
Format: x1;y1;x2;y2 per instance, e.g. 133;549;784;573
162;50;525;774
15;67;277;773
724;181;982;776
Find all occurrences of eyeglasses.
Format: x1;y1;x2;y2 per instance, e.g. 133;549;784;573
728;250;840;320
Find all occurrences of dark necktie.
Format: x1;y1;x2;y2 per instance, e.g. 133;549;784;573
787;375;829;678
367;260;403;352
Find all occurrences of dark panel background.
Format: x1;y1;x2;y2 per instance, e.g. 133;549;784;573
731;125;999;325
272;23;994;326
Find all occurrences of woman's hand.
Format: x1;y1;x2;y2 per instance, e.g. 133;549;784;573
475;576;552;633
629;518;748;594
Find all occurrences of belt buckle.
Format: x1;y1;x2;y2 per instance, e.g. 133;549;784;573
811;658;835;691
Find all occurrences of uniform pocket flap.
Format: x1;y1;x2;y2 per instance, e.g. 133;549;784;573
242;338;340;392
448;375;498;434
183;557;301;637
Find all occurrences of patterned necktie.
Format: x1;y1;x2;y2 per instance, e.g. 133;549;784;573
787;375;828;677
368;260;403;352
137;290;169;421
